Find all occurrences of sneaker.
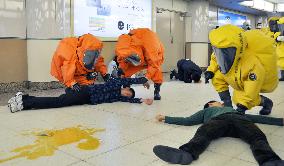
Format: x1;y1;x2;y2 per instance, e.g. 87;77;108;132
7;92;23;113
8;96;18;113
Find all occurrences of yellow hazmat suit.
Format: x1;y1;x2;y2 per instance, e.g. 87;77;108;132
209;25;278;110
261;17;280;39
276;17;284;70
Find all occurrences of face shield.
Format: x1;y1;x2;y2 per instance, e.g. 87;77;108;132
125;54;141;66
269;20;279;33
213;47;237;74
278;24;284;36
83;50;100;70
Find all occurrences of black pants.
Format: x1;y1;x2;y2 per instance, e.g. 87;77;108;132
22;86;91;110
179;113;281;165
177;68;191;83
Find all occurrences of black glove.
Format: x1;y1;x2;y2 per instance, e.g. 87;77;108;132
117;68;125;77
86;72;98;80
204;71;214;84
139;77;148;83
236;104;247;114
71;83;81;92
218;90;232;107
103;74;112;82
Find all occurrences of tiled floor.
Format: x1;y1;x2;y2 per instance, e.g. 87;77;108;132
0;80;283;166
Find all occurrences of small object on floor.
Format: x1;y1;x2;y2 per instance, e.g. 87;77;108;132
8;92;24;113
261;160;284;166
153;145;193;165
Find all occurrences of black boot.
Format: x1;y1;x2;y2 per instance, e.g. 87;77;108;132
170;70;178;80
153;145;193;165
279;70;284;81
218;90;233;107
259;95;273;115
261;160;284;166
154;83;161;100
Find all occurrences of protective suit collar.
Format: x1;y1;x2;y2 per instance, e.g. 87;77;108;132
76;34;103;71
213;47;236;74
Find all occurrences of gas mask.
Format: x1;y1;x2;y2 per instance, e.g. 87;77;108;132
83;50;100;70
213;47;237;74
269;20;279;33
125;54;141;66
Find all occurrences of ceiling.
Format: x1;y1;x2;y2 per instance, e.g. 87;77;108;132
266;0;284;3
182;0;284;16
208;0;268;15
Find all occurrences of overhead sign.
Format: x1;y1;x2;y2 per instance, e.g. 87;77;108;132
218;10;247;27
74;0;152;38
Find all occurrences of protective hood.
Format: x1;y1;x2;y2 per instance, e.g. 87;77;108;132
268;17;280;22
115;34;144;66
76;34;103;71
209;25;247;74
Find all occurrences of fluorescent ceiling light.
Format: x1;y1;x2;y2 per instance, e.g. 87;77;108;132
239;1;253;6
254;0;265;10
277;3;284;11
264;1;274;11
239;0;276;12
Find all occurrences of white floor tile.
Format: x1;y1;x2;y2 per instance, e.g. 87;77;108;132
0;81;283;166
86;148;156;166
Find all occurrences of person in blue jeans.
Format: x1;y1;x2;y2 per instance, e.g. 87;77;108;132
154;101;284;166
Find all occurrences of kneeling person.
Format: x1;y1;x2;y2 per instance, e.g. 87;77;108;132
170;59;202;83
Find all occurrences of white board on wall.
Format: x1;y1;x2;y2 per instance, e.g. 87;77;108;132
74;0;152;39
0;0;26;38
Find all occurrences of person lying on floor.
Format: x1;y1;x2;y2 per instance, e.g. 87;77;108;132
8;77;153;113
154;101;284;166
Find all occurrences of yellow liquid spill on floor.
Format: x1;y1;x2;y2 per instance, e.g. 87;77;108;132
0;126;104;163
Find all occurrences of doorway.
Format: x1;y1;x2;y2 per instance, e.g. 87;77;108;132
156;8;186;72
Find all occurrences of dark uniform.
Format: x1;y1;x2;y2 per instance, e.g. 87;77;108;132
176;59;202;83
22;77;147;110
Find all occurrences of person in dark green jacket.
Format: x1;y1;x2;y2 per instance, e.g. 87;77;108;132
153;101;284;166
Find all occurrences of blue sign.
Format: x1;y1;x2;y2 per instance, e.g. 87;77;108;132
218;10;247;27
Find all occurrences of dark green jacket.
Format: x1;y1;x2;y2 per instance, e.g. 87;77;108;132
165;106;283;126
